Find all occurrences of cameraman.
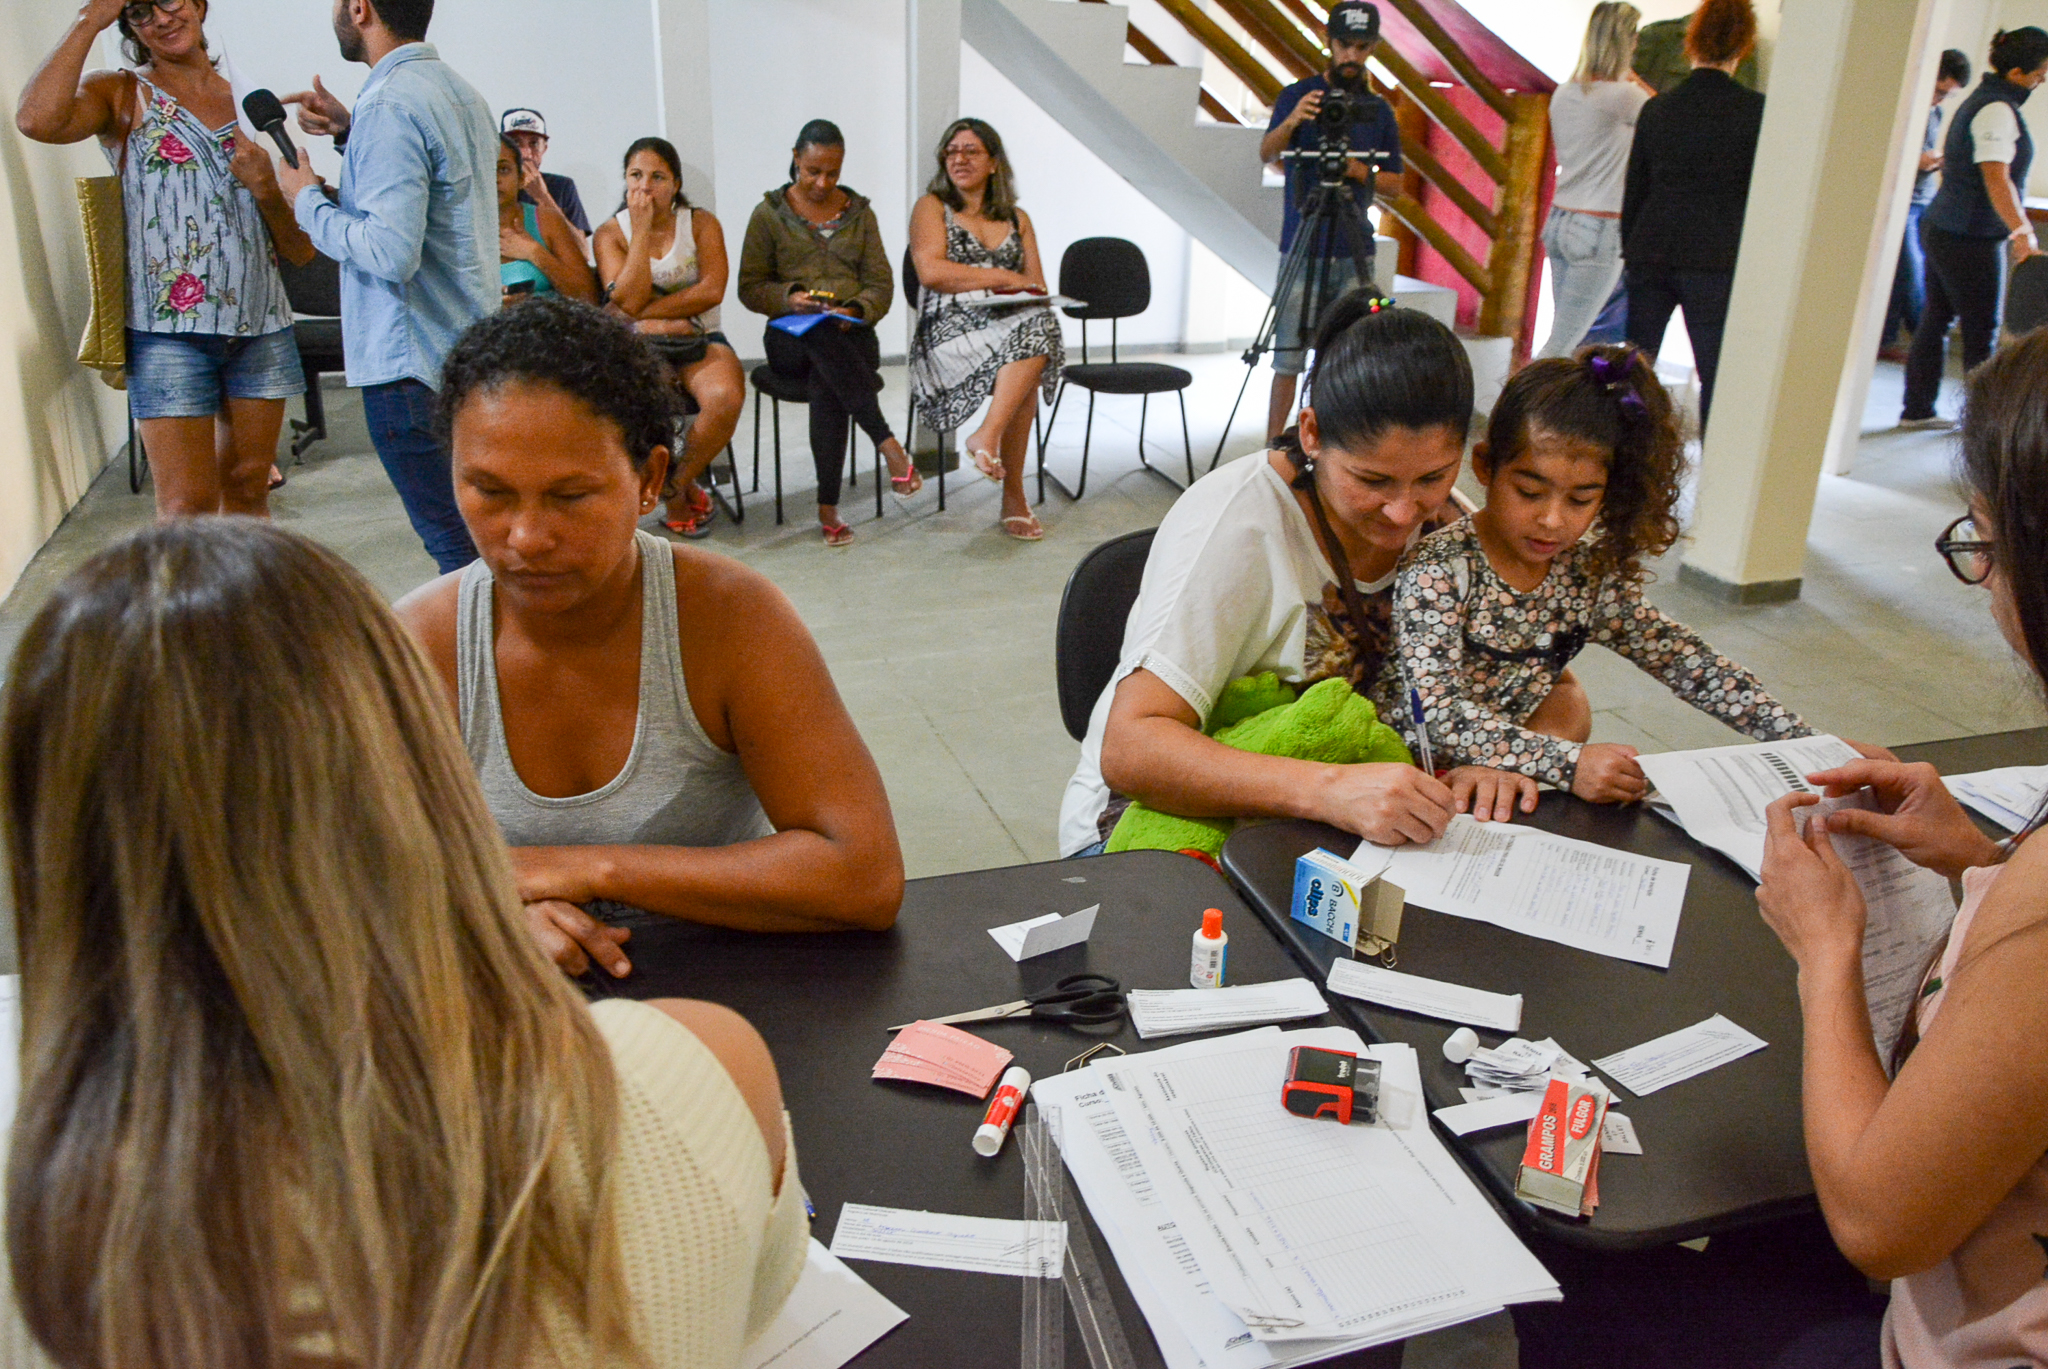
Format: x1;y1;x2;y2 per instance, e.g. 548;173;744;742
1260;0;1403;440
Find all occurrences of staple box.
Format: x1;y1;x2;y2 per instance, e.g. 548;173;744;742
1292;848;1403;952
1516;1075;1608;1217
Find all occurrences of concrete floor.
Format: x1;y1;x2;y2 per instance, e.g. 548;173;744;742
0;350;2032;1369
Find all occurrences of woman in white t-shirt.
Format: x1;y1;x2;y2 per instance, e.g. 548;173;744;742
1059;295;1581;858
1537;2;1655;360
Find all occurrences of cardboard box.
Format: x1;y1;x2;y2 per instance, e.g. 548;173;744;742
1516;1075;1608;1217
1291;848;1404;955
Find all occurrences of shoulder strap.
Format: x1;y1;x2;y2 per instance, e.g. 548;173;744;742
108;70;141;175
1284;449;1378;667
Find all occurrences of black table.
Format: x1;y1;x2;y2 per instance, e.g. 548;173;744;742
1218;727;2048;1252
585;850;1397;1368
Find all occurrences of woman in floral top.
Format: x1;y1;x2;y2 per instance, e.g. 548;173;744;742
1393;346;1812;800
19;0;313;518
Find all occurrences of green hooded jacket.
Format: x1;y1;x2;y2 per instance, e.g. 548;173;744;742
737;185;894;325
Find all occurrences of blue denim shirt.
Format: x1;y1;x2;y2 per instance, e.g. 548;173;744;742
294;44;499;390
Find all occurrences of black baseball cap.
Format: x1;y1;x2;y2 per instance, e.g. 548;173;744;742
1328;0;1381;44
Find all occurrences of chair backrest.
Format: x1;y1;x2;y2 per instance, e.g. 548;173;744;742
1054;528;1157;742
1058;238;1149;322
277;251;342;318
901;245;922;311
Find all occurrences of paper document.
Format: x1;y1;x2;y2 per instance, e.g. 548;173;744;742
1068;1027;1558;1346
1601;1113;1642;1155
987;904;1098;960
769;311;870;336
1946;765;2048;831
1126;978;1326;1039
1592;1014;1766;1096
1433;1092;1545;1136
829;1204;1065;1278
1794;792;1957;1057
1636;734;1862;879
872;1021;1012;1098
739;1239;908;1369
1362;816;1688;968
1326;959;1522;1031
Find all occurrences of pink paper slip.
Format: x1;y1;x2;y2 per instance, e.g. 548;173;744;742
873;1020;1014;1099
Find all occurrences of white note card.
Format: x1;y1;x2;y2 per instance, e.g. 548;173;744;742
1125;978;1327;1040
987;904;1098;961
1326;959;1523;1031
1432;1090;1545;1135
829;1204;1066;1278
1592;1014;1767;1096
1363;815;1689;968
1601;1113;1643;1155
738;1239;908;1369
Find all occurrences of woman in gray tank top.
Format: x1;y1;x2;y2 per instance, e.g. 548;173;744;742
398;298;903;977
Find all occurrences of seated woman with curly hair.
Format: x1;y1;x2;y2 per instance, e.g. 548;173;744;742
398;297;903;978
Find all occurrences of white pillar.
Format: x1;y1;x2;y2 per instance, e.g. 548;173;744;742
1679;0;1944;602
907;0;961;220
650;0;716;209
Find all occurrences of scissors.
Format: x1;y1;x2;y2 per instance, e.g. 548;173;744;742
888;974;1127;1032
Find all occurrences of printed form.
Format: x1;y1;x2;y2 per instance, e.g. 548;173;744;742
1636;734;1862;880
829;1204;1065;1278
1360;816;1688;969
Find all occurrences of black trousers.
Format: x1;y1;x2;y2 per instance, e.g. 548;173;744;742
1902;223;2003;420
764;322;893;508
1625;264;1734;431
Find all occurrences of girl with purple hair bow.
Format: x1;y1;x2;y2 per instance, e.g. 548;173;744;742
1390;345;1821;804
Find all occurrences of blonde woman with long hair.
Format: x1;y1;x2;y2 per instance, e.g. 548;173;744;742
0;519;805;1368
1537;1;1655;359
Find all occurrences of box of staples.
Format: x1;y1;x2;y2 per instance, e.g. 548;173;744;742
1291;848;1375;947
1516;1075;1609;1217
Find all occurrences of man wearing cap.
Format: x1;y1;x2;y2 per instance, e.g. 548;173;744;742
1259;0;1404;440
501;108;590;252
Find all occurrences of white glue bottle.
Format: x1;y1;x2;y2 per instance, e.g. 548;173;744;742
1190;907;1228;988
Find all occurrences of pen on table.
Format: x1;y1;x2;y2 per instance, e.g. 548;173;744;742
1408;685;1436;776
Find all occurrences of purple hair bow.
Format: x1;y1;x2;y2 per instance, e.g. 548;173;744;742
1586;349;1648;419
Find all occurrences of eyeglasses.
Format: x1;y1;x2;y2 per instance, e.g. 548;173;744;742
1936;513;1995;584
944;145;987;161
122;0;186;26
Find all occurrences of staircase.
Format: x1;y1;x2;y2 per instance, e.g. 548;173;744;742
961;0;1553;357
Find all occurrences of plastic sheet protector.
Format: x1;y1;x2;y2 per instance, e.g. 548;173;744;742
1032;1026;1557;1367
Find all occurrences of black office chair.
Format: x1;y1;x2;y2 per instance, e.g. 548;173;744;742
276;252;345;462
1054;527;1157;741
1038;238;1193;501
642;336;745;527
750;351;884;526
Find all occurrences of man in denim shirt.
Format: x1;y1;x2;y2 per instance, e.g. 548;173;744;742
279;0;493;574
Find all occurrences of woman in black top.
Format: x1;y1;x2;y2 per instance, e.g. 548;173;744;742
1901;27;2048;428
1620;0;1761;430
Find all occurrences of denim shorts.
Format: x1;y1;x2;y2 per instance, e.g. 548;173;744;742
1271;256;1363;376
125;327;305;420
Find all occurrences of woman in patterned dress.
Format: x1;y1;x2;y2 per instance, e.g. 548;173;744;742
18;0;315;518
908;118;1064;541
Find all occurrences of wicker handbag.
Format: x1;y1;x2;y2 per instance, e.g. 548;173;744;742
73;72;136;388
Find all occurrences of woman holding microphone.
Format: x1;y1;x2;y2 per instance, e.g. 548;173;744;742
16;0;315;518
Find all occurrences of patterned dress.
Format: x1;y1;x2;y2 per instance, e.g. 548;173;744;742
111;75;293;337
909;206;1063;431
1391;519;1811;788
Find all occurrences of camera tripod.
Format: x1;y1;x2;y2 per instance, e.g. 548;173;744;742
1209;147;1389;471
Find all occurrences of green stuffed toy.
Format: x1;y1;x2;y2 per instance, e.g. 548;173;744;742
1105;673;1416;857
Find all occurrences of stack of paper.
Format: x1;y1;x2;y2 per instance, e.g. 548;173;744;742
1125;978;1327;1039
1463;1037;1589;1096
1359;816;1689;968
1946;766;2048;831
1033;1027;1558;1366
873;1021;1012;1098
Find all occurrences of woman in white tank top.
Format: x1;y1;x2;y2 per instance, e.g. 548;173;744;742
594;136;745;539
398;296;903;980
1756;331;2048;1368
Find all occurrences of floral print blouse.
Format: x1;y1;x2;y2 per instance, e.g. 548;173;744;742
110;75;294;337
1391;519;1811;787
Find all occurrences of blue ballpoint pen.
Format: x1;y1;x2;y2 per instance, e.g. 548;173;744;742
1407;684;1436;776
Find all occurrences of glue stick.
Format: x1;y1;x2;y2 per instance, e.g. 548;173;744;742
973;1067;1032;1157
1190;908;1228;988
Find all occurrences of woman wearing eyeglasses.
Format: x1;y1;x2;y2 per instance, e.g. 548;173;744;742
1755;329;2048;1367
16;0;315;519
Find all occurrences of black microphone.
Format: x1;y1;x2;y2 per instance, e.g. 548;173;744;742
241;88;298;169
